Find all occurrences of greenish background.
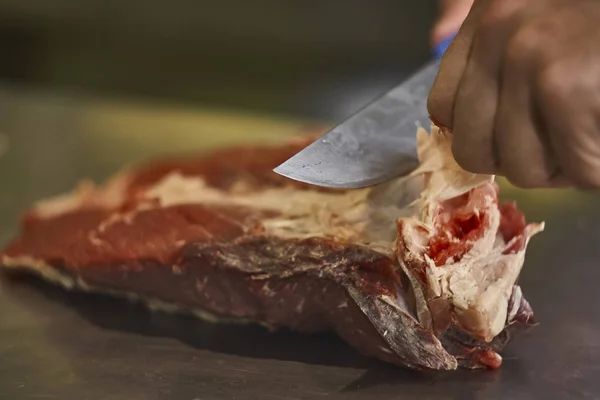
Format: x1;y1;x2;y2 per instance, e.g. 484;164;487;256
0;0;437;120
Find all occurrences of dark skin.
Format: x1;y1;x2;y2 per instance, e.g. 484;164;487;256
428;0;600;189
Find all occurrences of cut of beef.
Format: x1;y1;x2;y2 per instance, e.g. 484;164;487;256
0;126;542;370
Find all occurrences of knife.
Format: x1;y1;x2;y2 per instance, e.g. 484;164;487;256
273;34;456;189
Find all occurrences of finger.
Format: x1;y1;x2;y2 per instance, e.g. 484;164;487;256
494;21;563;188
451;48;499;175
431;0;475;46
537;58;600;189
533;4;600;189
450;0;517;174
495;68;559;188
428;0;492;128
451;0;566;175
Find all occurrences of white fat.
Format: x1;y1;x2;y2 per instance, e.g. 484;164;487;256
507;285;524;322
430;222;543;341
21;125;543;343
139;159;425;252
28;126;445;253
412;127;494;205
33;171;132;219
2;255;76;289
397;128;545;341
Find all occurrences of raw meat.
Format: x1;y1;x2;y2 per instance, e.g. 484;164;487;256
0;126;542;370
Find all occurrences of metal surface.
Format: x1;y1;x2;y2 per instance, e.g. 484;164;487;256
274;60;440;189
1;88;600;400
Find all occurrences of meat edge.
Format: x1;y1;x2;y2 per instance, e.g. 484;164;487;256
1;254;459;370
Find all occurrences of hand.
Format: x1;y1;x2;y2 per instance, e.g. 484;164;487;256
428;0;600;189
432;0;474;47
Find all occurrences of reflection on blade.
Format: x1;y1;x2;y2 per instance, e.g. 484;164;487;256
273;59;441;189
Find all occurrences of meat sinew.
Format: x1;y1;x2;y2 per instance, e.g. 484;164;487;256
0;126;542;370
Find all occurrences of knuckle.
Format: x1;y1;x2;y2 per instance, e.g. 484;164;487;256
537;60;577;101
505;24;545;64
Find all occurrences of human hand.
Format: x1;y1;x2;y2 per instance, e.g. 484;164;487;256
431;0;474;48
428;0;600;189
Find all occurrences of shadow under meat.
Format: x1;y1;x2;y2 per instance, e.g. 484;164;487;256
1;271;386;370
339;355;530;398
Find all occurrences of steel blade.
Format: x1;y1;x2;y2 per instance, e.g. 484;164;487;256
274;59;441;189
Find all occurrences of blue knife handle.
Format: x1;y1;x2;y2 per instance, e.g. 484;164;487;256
432;32;458;59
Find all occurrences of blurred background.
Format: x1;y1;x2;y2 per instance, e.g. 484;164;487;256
0;0;437;120
0;0;440;245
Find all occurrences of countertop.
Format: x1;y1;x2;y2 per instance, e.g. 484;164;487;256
1;87;600;400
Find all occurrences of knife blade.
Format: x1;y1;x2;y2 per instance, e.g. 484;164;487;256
273;58;441;189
